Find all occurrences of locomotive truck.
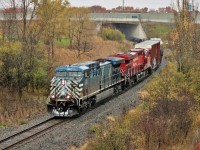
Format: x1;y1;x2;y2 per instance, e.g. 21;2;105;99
47;39;162;117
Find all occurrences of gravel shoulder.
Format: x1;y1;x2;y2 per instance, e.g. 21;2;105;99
1;58;167;150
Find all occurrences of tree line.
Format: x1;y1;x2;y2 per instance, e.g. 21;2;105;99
0;0;96;97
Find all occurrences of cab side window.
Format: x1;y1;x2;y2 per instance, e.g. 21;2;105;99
85;71;89;77
138;51;143;55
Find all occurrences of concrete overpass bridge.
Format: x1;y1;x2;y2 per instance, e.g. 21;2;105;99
90;12;175;40
91;13;147;40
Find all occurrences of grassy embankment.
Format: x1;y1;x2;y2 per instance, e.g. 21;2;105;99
143;22;172;41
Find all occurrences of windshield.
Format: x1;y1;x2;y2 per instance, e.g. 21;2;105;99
56;71;83;81
68;71;83;81
56;72;68;77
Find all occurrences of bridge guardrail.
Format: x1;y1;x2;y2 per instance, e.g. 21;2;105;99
91;13;176;23
91;13;141;22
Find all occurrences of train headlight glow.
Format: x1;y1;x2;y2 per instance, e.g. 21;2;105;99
66;95;71;99
50;95;55;99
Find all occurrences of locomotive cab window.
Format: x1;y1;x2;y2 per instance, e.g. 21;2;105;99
138;51;143;55
93;68;97;77
68;71;83;81
56;71;68;77
85;71;89;77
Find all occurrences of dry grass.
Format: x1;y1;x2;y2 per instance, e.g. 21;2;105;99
137;90;150;101
0;88;46;127
106;115;116;122
53;37;132;67
68;142;89;150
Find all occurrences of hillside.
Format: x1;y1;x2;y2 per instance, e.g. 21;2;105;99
53;37;131;66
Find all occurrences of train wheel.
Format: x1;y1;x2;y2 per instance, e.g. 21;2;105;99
78;100;87;113
133;75;137;83
121;82;125;90
114;85;120;95
131;77;134;85
87;99;92;108
148;68;152;75
91;96;96;106
125;77;130;88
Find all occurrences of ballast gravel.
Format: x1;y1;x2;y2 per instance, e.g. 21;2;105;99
1;58;167;150
0;114;52;141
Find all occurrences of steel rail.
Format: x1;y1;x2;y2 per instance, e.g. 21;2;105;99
0;117;69;150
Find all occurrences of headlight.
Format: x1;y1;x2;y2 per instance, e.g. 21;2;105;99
66;95;71;99
49;95;56;103
50;95;55;99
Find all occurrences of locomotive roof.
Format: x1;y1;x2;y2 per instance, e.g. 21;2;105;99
135;40;160;49
55;65;88;72
129;48;144;52
112;53;134;61
55;61;100;72
99;60;110;66
127;51;137;56
78;61;99;67
106;57;125;65
126;48;144;56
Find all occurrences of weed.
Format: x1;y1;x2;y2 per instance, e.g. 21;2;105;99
19;118;28;125
0;123;6;128
88;124;100;134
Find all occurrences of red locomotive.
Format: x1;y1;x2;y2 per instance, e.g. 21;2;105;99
111;39;161;87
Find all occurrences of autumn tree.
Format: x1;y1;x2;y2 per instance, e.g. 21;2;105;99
66;7;96;58
36;0;69;64
0;0;96;96
169;0;200;73
89;5;107;13
168;0;200;104
0;0;48;96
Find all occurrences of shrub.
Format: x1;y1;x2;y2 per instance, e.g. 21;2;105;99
99;28;125;42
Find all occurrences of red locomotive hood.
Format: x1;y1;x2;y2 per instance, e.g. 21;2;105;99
120;63;126;73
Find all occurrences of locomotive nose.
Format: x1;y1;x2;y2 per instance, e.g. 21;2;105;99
60;91;66;98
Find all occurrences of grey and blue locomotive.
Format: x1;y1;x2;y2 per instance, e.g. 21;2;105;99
47;57;125;117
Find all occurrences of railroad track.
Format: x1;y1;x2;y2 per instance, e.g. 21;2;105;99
0;84;138;150
0;117;69;150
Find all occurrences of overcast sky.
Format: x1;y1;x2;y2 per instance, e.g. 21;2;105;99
0;0;199;10
68;0;176;9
